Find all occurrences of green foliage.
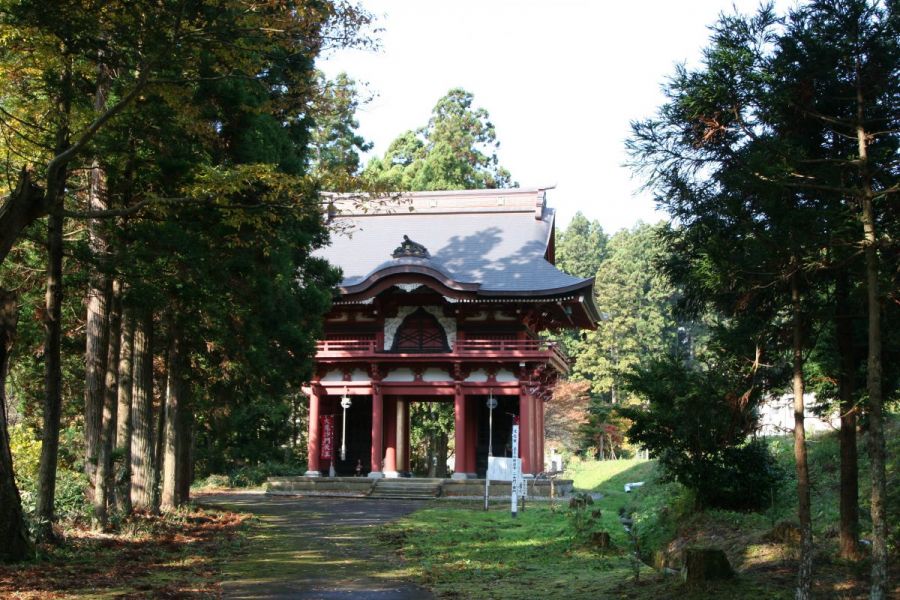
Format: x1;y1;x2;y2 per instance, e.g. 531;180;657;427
621;356;780;511
192;461;307;489
10;424;91;524
556;222;688;458
555;212;607;280
308;71;373;189
364;88;514;191
571;223;680;397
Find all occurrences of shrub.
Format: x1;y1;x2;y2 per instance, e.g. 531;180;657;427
193;460;307;489
622;357;781;511
10;424;91;524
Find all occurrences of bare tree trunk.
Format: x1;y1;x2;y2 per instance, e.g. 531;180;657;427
835;274;861;560
83;277;109;492
791;273;813;600
150;354;166;514
855;75;887;600
83;160;110;489
862;196;887;599
176;404;192;504
130;312;154;511
435;431;448;478
161;327;182;510
115;308;134;515
0;169;51;266
35;198;65;542
0;290;32;562
93;279;121;529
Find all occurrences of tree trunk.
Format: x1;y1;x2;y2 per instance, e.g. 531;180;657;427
83;242;110;491
791;273;813;600
161;327;182;510
35;198;65;542
130;312;154;511
862;194;887;599
835;274;861;560
435;431;448;478
855;74;887;600
0;169;50;266
0;290;32;562
115;307;134;515
150;351;167;514
176;404;192;504
83;278;109;490
92;279;121;529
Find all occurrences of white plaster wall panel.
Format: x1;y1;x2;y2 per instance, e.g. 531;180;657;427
495;369;518;382
350;369;370;382
383;368;416;382
322;369;344;381
383;305;457;350
464;369;489;382
422;368;450;382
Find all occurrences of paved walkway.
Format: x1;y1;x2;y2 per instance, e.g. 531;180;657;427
200;492;433;600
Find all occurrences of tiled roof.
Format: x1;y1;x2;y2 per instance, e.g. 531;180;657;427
317;188;593;297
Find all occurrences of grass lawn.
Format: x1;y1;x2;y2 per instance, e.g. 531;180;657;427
0;506;249;599
378;501;648;599
383;419;900;599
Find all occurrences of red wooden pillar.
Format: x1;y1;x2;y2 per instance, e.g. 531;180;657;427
452;384;469;479
370;384;384;478
519;388;533;475
305;385;322;476
394;397;406;476
384;397;398;477
538;397;545;472
464;396;477;475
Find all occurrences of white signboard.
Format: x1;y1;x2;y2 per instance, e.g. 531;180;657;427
510;424;526;515
487;456;514;481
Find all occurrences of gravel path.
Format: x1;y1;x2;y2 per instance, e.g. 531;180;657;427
199;492;433;600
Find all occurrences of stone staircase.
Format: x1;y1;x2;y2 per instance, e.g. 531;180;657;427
368;478;443;499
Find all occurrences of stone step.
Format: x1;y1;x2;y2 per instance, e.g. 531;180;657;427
376;483;438;489
369;479;442;499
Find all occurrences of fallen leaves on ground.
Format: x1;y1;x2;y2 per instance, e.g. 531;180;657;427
0;507;249;599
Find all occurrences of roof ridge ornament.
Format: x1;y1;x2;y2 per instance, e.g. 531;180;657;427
392;235;430;259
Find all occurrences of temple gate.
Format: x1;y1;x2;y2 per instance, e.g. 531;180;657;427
304;188;598;479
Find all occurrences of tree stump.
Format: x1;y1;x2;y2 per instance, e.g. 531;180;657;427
589;531;612;549
767;521;802;546
682;548;733;582
568;493;594;509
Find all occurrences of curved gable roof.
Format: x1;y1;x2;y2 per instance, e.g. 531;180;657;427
317;188;594;298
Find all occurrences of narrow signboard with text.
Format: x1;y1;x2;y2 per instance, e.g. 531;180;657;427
320;415;334;460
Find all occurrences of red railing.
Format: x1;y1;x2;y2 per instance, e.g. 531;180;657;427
316;339;378;353
315;338;568;366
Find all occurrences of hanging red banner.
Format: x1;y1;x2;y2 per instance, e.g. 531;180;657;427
320;415;334;460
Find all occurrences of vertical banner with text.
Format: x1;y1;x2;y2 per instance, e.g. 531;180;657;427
320;415;335;460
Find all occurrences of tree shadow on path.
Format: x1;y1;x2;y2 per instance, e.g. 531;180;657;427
200;492;434;600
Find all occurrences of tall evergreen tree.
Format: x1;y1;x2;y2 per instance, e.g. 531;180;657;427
628;1;899;595
365;88;514;190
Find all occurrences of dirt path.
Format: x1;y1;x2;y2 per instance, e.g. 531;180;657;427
199;492;433;600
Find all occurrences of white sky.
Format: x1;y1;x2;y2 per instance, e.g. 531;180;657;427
319;0;790;232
